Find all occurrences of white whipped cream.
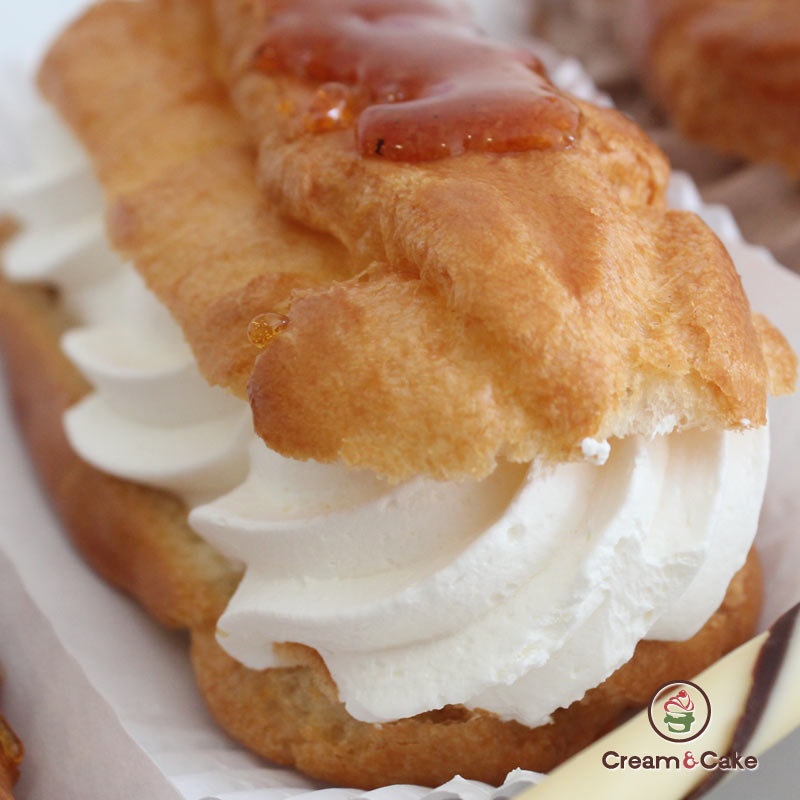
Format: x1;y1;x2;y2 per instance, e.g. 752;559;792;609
191;424;767;725
0;101;250;505
1;98;770;727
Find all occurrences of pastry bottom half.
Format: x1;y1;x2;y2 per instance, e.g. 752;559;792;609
0;272;763;788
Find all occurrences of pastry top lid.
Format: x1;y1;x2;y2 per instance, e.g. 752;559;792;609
39;0;796;481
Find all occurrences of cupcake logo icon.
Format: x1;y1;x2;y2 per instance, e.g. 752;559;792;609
663;689;695;733
648;681;711;743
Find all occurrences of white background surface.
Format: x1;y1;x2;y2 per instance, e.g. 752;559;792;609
1;2;799;798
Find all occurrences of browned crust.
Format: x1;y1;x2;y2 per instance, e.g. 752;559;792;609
754;313;799;395
38;0;352;398
0;711;22;799
37;0;796;483
0;271;763;787
0;586;22;798
640;0;800;176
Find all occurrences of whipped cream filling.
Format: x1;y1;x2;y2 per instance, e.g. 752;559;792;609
1;99;770;728
192;424;767;726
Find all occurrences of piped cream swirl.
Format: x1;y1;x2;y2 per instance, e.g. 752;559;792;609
190;423;767;726
1;96;770;728
0;100;250;505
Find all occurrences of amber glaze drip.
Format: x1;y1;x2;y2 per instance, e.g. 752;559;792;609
248;312;289;348
252;0;580;161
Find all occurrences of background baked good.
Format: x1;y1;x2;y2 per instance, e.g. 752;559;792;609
0;228;21;800
625;0;800;177
0;673;22;800
0;716;21;800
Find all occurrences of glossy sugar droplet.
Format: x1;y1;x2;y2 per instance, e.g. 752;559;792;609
248;312;289;348
305;82;360;133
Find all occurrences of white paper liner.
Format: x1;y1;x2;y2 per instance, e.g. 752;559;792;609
1;6;800;799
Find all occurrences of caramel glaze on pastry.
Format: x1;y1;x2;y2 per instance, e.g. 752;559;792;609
632;0;800;177
39;0;795;483
1;0;794;788
0;271;766;786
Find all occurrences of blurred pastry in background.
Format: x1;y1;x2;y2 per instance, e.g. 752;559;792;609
0;673;22;800
622;0;800;177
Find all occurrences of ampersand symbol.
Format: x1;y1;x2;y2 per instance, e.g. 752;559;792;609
684;751;698;769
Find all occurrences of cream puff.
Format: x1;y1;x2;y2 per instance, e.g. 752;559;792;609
0;0;796;789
